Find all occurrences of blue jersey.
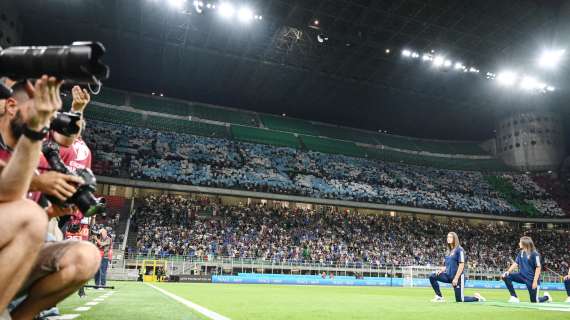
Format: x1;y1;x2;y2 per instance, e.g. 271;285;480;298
515;251;541;282
444;246;465;277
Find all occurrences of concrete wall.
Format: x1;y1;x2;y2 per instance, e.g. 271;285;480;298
495;111;565;171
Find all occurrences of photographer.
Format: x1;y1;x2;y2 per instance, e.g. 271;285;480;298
0;77;102;320
58;86;95;299
0;77;57;317
93;228;112;288
57;86;92;240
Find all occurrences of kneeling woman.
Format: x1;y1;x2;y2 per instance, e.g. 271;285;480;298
501;236;551;303
429;232;484;302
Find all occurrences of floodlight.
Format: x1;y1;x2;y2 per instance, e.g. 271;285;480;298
411;52;420;58
168;0;186;9
454;62;464;70
422;54;432;61
469;67;479;73
443;59;452;67
237;7;253;22
520;76;539;90
546;86;555;92
218;2;235;18
402;49;412;57
497;71;517;86
433;56;444;67
538;49;565;69
385;49;390;54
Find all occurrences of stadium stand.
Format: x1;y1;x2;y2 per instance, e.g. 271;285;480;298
261;114;320;135
85;103;506;170
190;103;260;126
231;125;301;148
89;90;490;158
130;94;190;117
144;115;229;138
84;120;567;218
132;195;570;273
300;135;367;157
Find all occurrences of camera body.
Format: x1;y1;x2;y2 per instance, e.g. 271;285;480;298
51;111;82;136
42;140;106;217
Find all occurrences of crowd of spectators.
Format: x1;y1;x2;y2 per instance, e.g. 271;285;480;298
132;195;570;274
84;120;567;217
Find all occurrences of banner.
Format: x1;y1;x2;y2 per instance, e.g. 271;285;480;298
212;274;566;291
172;274;212;283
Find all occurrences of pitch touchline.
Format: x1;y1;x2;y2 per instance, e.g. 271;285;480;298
146;284;231;320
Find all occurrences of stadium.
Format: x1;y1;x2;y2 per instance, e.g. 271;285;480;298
1;0;570;319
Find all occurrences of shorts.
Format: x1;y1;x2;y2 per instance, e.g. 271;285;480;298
15;240;79;298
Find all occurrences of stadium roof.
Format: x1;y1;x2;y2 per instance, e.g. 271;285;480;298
15;0;570;143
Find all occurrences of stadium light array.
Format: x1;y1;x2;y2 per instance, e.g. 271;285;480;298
218;2;235;18
496;71;517;86
398;46;556;94
216;2;262;21
432;56;444;67
520;76;542;91
237;7;254;23
538;49;565;69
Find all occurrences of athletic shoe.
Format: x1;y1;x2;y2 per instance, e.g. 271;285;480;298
35;307;60;319
543;292;552;303
565;297;570;303
474;293;486;302
430;296;445;303
508;296;520;303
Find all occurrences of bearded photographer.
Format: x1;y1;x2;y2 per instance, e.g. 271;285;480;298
0;77;57;319
0;77;101;320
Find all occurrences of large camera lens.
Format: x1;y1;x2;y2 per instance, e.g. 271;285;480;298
73;189;106;217
0;42;109;84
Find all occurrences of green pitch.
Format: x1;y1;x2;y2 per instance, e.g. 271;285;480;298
57;281;570;319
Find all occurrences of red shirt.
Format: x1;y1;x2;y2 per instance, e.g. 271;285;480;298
60;138;92;173
62;138;93;240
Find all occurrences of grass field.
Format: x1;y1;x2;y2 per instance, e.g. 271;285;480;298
57;281;570;320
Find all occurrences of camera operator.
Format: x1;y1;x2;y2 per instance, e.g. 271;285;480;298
0;77;57;318
0;77;102;320
93;228;112;288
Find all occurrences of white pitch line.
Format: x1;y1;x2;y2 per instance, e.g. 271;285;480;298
85;302;99;306
73;307;91;312
539;307;570;312
93;298;105;301
146;284;231;320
